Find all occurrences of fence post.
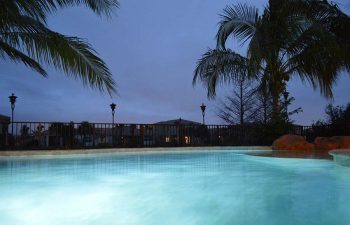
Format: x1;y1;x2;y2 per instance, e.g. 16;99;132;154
300;125;304;137
178;124;183;146
140;125;144;147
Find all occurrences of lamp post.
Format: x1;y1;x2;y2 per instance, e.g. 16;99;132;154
110;103;116;146
200;103;206;125
9;93;17;135
110;103;116;124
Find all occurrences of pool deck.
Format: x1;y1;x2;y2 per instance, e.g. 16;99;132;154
0;146;272;157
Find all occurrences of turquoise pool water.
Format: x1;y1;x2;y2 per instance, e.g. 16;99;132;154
0;150;349;225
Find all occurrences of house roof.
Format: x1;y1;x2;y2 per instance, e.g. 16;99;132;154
155;118;202;125
0;114;10;122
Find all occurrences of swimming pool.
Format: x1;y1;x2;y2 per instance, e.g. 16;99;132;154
0;149;349;225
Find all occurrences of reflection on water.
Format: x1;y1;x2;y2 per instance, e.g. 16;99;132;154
249;150;333;159
0;151;349;225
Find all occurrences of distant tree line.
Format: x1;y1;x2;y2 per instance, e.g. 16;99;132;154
215;79;303;143
315;103;350;126
311;103;350;137
19;121;95;147
216;80;302;126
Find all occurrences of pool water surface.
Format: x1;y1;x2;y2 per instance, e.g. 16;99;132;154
0;150;349;225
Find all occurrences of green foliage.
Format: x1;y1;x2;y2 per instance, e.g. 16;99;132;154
0;0;119;94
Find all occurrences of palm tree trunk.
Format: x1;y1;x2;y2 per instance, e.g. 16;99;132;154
240;79;244;125
269;69;281;121
271;90;280;121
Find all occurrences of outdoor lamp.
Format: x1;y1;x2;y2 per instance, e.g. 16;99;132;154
200;103;206;125
110;103;116;124
8;93;17;137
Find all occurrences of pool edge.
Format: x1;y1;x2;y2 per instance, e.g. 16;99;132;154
0;146;272;157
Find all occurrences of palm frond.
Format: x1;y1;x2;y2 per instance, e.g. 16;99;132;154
0;0;119;23
193;49;249;98
50;0;120;17
1;15;116;94
285;23;347;98
247;25;266;72
0;0;48;23
262;0;350;99
0;40;46;75
217;3;259;49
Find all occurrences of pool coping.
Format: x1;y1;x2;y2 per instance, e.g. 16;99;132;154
0;146;272;157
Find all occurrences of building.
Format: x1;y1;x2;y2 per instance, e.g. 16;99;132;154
0;115;10;147
153;118;204;146
155;118;202;126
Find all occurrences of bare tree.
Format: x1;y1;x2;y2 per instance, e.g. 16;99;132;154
217;78;257;125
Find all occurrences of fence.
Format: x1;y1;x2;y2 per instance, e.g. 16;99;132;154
0;122;349;150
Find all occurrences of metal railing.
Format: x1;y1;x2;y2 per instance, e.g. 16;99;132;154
0;122;349;150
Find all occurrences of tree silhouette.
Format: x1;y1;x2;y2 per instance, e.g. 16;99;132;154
194;1;350;121
217;79;257;125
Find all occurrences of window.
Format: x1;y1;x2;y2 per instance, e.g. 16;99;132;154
185;136;190;144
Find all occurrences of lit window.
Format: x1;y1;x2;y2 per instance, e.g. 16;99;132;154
185;136;190;144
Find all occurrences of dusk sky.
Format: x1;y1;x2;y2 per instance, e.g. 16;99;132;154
1;0;349;125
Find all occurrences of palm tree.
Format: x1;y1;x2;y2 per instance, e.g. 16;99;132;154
0;0;119;94
193;0;350;120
